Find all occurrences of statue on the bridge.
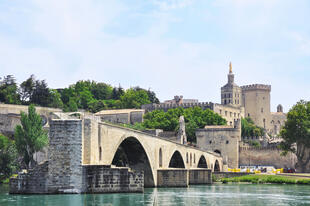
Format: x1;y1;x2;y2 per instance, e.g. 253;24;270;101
178;116;187;145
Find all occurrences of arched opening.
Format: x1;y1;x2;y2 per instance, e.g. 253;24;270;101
112;137;155;187
169;151;185;168
159;148;163;168
214;150;221;155
186;153;188;163
214;160;220;172
197;155;208;168
99;147;102;161
190;153;192;166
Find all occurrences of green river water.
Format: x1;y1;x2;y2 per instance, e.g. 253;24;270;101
0;184;309;206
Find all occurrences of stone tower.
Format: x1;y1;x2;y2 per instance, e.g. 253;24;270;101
241;84;271;129
221;62;242;107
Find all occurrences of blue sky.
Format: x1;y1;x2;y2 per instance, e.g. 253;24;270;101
0;0;309;112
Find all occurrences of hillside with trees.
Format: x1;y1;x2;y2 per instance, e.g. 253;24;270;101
0;75;159;113
140;107;227;143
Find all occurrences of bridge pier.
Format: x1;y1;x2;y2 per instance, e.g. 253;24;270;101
157;169;212;187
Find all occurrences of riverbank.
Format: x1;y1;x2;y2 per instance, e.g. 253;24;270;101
221;174;310;184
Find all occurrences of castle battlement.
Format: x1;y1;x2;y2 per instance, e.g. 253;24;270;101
241;84;271;91
142;102;214;112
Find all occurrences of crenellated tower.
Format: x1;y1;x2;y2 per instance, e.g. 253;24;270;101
221;62;242;107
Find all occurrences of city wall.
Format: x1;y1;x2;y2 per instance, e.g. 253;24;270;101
239;146;297;168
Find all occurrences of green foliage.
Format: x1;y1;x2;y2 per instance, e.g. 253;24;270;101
142;107;227;142
0;74;160;113
241;117;265;138
0;75;20;104
221;175;303;184
247;140;261;148
296;179;310;185
280;100;310;172
120;88;151;109
87;100;106;113
48;89;63;108
14;105;48;169
0;134;18;180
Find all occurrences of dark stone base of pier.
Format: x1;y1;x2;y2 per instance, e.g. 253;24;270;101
157;169;212;187
9;163;144;194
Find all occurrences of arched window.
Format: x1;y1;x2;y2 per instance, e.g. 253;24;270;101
190;153;192;166
99;147;102;161
159;148;163;168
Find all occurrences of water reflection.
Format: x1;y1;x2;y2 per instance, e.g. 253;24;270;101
1;184;310;206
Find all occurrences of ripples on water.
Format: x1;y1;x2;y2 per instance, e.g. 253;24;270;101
1;184;310;206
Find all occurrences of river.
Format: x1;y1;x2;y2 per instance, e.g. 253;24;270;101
0;184;309;206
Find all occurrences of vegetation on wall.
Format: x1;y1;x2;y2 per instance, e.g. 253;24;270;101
0;134;18;182
241;117;265;138
141;107;227;143
280;100;310;172
0;75;159;113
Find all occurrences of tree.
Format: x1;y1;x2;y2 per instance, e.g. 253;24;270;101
30;79;50;106
280;100;310;172
121;88;151;109
0;75;20;104
14;105;48;169
142;107;227;142
48;89;63;108
19;75;35;104
0;134;18;180
241;117;264;138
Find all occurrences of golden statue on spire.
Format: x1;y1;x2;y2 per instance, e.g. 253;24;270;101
229;62;232;73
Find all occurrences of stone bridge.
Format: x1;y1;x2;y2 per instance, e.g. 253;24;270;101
82;118;223;187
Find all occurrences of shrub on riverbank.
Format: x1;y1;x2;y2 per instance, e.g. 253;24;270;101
221;175;310;185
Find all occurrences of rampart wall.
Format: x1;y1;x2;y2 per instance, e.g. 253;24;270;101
142;102;214;112
239;146;297;168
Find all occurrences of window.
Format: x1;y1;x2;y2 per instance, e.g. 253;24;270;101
194;154;196;164
224;100;227;104
263;119;266;129
234;113;236;117
209;141;212;144
261;108;264;113
225;111;227;116
226;140;229;144
230;112;232;117
219;109;222;114
190;154;192;166
230;121;232;126
248;113;250;117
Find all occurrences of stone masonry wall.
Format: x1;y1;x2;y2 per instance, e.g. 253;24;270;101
85;165;144;193
10;162;49;194
239;146;297;168
189;169;212;184
157;170;188;187
48;119;84;193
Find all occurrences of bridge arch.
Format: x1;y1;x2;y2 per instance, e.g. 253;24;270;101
214;159;221;172
168;150;185;168
197;155;208;168
111;136;155;187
